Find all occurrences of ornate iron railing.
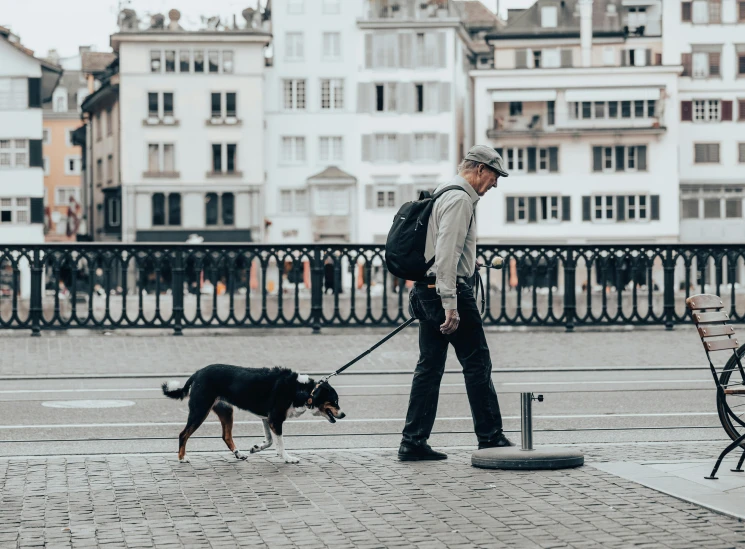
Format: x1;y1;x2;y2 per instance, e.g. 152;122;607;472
0;243;742;335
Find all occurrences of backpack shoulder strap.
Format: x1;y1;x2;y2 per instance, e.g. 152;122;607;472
432;185;469;200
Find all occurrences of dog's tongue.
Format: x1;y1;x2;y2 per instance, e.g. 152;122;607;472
326;410;336;423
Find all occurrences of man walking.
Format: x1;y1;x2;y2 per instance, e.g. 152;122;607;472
399;145;513;461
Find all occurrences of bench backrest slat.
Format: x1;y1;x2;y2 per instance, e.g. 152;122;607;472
687;294;726;310
704;338;740;352
698;325;736;338
692;311;731;324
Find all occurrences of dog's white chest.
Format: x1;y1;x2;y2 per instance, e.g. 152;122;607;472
286;406;307;419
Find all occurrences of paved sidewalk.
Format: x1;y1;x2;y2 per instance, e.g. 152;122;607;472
0;327;704;378
2;444;745;549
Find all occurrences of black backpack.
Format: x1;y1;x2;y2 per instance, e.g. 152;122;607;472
385;185;468;281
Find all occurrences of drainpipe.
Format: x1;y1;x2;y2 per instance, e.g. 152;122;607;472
579;0;593;68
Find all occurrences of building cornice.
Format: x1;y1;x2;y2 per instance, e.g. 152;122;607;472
111;31;271;51
357;18;462;30
470;65;683;78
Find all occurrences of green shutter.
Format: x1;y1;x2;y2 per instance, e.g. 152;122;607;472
549;147;559;172
28;78;41;108
651;195;660;220
29;139;43;168
592;147;602;172
638;145;647;171
617;196;626;222
30;198;44;224
506;197;515;222
615;146;625;172
528;197;537;223
527;147;537;173
561;196;571;221
582;196;591;221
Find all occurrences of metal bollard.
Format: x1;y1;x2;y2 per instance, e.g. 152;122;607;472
520;392;544;451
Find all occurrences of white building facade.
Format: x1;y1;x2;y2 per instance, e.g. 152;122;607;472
357;0;474;244
663;0;745;243
264;0;362;244
111;17;270;243
472;0;680;244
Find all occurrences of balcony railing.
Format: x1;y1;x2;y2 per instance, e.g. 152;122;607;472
363;0;455;21
0;243;742;334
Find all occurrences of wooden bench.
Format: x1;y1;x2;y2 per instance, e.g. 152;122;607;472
687;294;745;479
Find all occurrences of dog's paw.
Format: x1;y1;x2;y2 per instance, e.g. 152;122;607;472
283;454;299;464
234;450;248;461
179;456;191;464
250;444;261;454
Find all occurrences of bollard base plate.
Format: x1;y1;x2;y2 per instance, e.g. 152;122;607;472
471;446;584;470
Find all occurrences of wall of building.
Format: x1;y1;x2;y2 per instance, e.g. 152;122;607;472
43;118;82;240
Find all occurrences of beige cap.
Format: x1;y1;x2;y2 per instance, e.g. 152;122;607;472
465;145;509;177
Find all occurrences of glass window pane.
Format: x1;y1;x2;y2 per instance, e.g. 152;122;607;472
150;50;161;72
608;101;618;118
621;101;631;118
222;193;234;225
227;144;236;172
148;93;158;116
165;51;175;72
226;93;236;116
222;51;233;73
180;51;190;72
594;102;605;118
634;100;644;117
681;199;699;219
704;198;721;218
163;144;174;172
163;93;173;115
582;101;592;119
152;193;165;225
148;144;159;172
194;51;204;72
211;93;221;117
205;193;218;225
726;199;742;218
208;51;219;72
212;144;222;172
168;194;181;226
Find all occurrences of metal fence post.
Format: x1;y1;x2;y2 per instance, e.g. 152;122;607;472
172;248;184;336
311;246;323;334
520;392;533;451
563;248;576;332
664;246;675;331
30;248;43;337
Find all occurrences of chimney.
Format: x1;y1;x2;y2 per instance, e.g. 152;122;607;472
46;49;60;64
578;0;593;67
79;46;92;55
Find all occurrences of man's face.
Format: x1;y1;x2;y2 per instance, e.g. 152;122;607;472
475;164;500;196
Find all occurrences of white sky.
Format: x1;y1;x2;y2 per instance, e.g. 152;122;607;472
1;0;535;59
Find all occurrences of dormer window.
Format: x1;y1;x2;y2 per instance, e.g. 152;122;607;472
541;6;558;28
53;88;68;112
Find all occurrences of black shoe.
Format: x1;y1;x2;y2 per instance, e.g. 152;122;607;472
398;443;448;461
478;433;515;450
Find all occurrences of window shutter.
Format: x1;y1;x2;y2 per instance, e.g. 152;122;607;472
651;195;660;220
560;49;573;68
515;49;528;69
365;34;374;68
549;147;559;172
645;49;652;67
592;147;602;172
616;196;626;222
28;78;41;108
30;197;44;224
582;197;591;221
681;53;692;77
439;133;449;162
655;53;662;66
682;1;692;21
740;99;745;121
506;197;515;222
561;196;570;221
399;33;413;69
365;184;374;209
426;82;439;113
527;147;537;173
621;50;628;66
615;146;625;172
357;83;369;113
709;52;720;76
681;100;693;121
637;146;647;171
400;184;414;204
437;32;447;68
439;83;451;113
695;143;706;163
29;139;42;168
397;83;408;114
722;100;733;121
711;143;720;163
398;134;410;163
362;135;372;162
528;197;537;223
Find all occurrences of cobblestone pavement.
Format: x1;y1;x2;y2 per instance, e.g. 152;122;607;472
1;445;744;549
0;326;703;377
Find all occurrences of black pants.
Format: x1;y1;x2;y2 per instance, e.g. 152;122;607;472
402;283;503;447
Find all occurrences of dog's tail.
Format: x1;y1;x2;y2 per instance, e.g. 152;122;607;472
161;374;195;400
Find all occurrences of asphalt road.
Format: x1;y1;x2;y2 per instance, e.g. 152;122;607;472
0;365;726;459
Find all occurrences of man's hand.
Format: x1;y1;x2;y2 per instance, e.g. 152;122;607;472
440;309;460;335
475;261;484;271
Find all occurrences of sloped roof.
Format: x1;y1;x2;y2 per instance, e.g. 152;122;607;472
454;1;503;28
490;0;624;39
82;52;117;74
307;166;357;182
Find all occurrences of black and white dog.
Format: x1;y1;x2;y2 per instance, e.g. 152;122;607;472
162;364;345;463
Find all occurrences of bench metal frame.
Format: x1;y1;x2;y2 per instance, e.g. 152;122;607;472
687;294;745;479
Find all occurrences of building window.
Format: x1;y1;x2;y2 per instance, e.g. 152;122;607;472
288;0;304;13
374;134;398;162
106;108;113;135
569;100;656;120
43;156;49;175
106;195;121;228
681;198;699;219
147;143;176;174
694;143;720;163
323;32;341;61
205;193;235;226
509;102;523;116
592;145;648;172
0;198;29;224
0;139;28;168
211;92;238;120
693;99;721;122
323;0;341;14
541;6;558;27
506;196;567;224
107;154;113;183
280;189;308;214
283;79;306;110
95;113;102;141
285;33;304;61
96;158;102;185
739;143;745;163
594;195;616;221
281;137;306;164
226;92;237;117
692;49;721;78
375;83;397;112
319;136;343;162
42;129;50;145
738;47;745;76
150;50;162;72
194;51;205;72
321;79;344;110
64;155;81;175
681;185;744;220
506;148;525;172
0;77;28;110
151;193;181;226
413;133;438;162
414;32;438;68
53;88;68;112
375;189;397;209
315;187;349;216
165;50;175;72
180;51;190;72
55;187;80;205
222;51;234;73
208;50;219;73
210;144;237;173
